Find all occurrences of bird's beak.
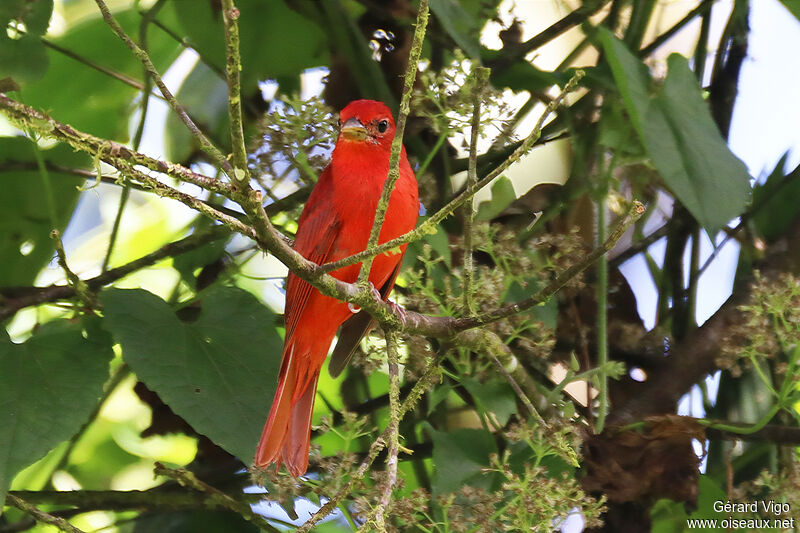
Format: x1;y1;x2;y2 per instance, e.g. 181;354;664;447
339;117;368;141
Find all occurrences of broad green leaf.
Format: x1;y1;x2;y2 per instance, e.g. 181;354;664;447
22;9;183;140
752;156;800;241
0;318;113;507
475;175;517;221
430;0;481;58
427;425;498;494
599;29;751;233
0;138;87;286
100;287;283;462
484;50;561;92
167;0;325;92
0;36;49;85
503;279;558;330
461;377;517;426
0;0;53;84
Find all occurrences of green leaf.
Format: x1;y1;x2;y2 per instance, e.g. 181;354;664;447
429;0;481;58
0;0;53;84
475;175;517;221
779;0;800;21
752;156;800;241
0;138;87;286
599;29;751;234
100;287;283;462
427;425;498;494
461;377;517;426
167;0;325;91
0;318;113;507
21;9;183;140
0;35;49;85
164;61;230;162
484;50;560;92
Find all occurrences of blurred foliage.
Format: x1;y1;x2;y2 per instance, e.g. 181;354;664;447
1;0;800;532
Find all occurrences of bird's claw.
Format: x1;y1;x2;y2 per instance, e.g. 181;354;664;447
367;282;407;327
387;300;408;327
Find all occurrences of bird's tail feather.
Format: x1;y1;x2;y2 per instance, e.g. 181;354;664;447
254;343;320;477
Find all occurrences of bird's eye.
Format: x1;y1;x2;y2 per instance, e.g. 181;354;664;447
377;119;389;133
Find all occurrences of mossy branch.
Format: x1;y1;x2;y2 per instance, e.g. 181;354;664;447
5;494;87;533
92;0;234;177
356;0;429;288
155;463;280;532
462;67;490;315
221;0;250;184
0;94;230;196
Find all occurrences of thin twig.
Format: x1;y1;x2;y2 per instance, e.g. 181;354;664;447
92;0;233;176
462;67;490;315
374;328;402;531
221;0;250;184
0;95;230;196
155;463;281;532
50;230;94;308
1;227;230;320
356;0;429;287
295;351;444;532
5;494;87;533
321;70;585;275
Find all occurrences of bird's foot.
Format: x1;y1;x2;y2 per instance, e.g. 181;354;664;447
386;299;408;327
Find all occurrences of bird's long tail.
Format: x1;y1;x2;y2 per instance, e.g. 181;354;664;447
254;343;320;477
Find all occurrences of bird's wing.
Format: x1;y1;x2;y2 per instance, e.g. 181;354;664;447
327;260;402;378
283;172;341;343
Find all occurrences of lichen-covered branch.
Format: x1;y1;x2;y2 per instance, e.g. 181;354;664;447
92;0;234;176
462;67;490;314
356;0;429;287
221;0;249;183
5;494;87;533
155;463;280;532
373;328;402;531
0;94;229;196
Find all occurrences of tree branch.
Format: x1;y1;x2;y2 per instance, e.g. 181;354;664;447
357;0;429;287
4;495;86;533
92;0;234;176
154;463;280;532
0;94;229;196
221;0;249;184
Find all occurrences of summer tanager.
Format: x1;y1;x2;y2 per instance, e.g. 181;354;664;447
255;100;419;477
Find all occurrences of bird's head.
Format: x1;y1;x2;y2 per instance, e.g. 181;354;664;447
337;100;395;149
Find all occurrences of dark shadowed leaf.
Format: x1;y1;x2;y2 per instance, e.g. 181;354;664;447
427;425;499;494
133;510;259;533
100;287;282;462
599;29;751;233
752;156;800;241
0;318;112;507
0;0;53;84
168;0;325;92
429;0;481;58
461;376;517;426
0;138;87;286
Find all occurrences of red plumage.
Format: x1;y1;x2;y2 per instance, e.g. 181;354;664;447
254;100;419;477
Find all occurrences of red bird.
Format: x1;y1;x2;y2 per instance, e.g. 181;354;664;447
255;100;419;477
